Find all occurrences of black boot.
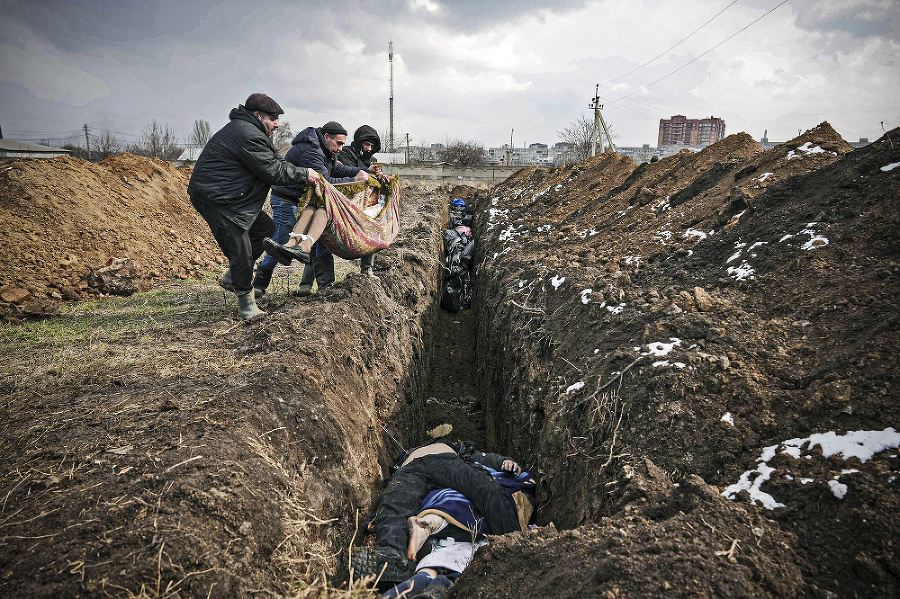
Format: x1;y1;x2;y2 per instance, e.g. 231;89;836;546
252;265;274;298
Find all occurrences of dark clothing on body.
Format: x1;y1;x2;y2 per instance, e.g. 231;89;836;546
188;105;311;294
373;442;521;556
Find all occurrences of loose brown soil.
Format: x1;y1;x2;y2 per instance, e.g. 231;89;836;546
1;124;899;598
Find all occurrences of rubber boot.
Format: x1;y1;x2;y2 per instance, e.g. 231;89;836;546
252;265;273;299
236;291;266;320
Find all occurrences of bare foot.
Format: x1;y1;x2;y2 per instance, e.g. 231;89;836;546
407;516;432;560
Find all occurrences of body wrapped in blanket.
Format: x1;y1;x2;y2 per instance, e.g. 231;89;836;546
263;175;401;266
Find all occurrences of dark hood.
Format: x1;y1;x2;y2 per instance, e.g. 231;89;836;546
351;125;381;157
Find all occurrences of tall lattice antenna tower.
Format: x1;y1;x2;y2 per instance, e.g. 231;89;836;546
388;40;394;152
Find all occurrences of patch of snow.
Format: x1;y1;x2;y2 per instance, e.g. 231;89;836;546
724;428;900;509
829;479;848;499
802;236;829;250
565;381;585;394
781;428;900;463
727;242;746;263
722;456;784;509
785;142;835;161
646;338;682;357
498;225;518;242
654;229;673;244
779;234;794;242
727;261;755;281
606;303;626;315
684;228;708;240
550;275;565;290
756;172;774;182
881;162;900;172
555;183;564;190
722;412;734;426
580;289;593;304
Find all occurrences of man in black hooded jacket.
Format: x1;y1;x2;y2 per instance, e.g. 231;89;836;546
188;93;318;320
337;125;384;278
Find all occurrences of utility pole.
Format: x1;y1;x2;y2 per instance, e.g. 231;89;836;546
405;133;410;164
599;108;616;153
589;84;616;156
507;128;514;165
388;41;394;153
83;124;91;160
590;85;603;157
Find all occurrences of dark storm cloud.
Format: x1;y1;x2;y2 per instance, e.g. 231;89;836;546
4;0;590;53
794;2;900;42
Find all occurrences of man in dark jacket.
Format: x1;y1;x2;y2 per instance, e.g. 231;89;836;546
251;121;367;297
188;93;318;319
336;125;384;278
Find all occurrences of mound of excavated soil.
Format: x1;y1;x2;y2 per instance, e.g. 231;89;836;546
0;154;225;317
467;123;900;597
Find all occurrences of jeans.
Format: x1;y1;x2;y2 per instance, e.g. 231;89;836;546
257;194;299;281
373;454;520;555
191;198;274;295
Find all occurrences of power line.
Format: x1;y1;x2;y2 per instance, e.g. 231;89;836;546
602;0;738;85
608;0;790;105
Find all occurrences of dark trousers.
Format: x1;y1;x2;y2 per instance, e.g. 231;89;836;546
299;245;336;289
360;253;375;272
191;199;275;295
374;453;520;554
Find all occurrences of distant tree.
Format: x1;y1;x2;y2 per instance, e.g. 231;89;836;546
129;121;182;160
408;139;433;164
62;143;89;160
558;113;617;164
379;127;395;153
437;139;487;166
273;120;293;157
189;119;211;146
92;131;121;158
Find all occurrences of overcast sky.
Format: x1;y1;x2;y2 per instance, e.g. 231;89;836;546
1;0;897;150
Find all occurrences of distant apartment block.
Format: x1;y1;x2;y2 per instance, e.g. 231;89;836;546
658;115;726;147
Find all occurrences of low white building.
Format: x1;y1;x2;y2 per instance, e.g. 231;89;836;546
0;140;71;161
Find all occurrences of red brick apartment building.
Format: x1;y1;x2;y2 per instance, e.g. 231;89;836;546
658;115;726;147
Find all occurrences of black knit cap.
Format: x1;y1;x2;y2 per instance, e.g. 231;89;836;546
321;121;347;136
244;93;283;116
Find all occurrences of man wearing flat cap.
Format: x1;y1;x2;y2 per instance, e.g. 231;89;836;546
188;93;319;320
251;120;368;297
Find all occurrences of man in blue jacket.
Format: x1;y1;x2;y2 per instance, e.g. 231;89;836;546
188;93;319;320
251;121;368;297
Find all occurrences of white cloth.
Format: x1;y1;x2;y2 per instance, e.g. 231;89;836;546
416;538;488;574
